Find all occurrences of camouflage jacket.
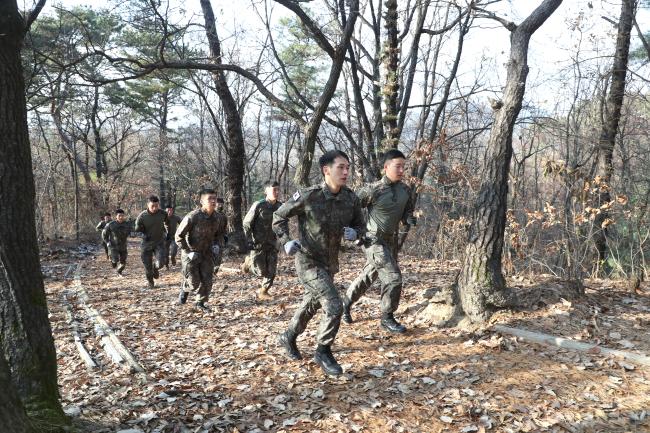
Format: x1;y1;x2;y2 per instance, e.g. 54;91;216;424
357;176;415;242
102;221;131;250
96;220;109;232
134;209;169;245
175;208;227;253
243;199;282;248
273;183;365;274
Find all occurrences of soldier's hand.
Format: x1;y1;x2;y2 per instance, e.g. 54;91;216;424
406;215;417;226
284;240;301;255
187;251;200;262
343;227;357;241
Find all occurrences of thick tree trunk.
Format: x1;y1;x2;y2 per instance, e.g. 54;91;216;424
0;1;67;430
0;355;33;433
200;0;246;250
381;0;399;150
292;0;359;186
456;0;563;323
593;0;635;275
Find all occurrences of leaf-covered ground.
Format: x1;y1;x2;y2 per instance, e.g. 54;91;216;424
42;240;650;433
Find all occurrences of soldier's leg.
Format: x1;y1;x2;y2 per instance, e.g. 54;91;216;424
181;251;202;297
161;240;171;269
196;255;214;307
250;249;265;278
103;242;109;259
153;241;165;277
212;248;223;275
117;249;127;274
374;243;405;333
141;244;155;282
287;289;321;337
343;245;379;324
264;248;278;289
109;247;119;269
169;241;178;266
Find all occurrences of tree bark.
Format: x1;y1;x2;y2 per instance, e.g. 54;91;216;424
593;0;635;275
381;0;399;150
456;0;563;323
0;1;67;430
200;0;246;250
0;354;33;433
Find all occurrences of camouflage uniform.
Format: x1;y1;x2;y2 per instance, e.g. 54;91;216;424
134;209;169;282
163;214;182;267
243;199;282;290
273;183;365;346
96;220;110;259
176;209;227;303
345;176;415;315
102;220;131;273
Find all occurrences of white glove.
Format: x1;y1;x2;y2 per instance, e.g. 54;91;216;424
187;251;200;262
343;227;357;241
284;240;301;255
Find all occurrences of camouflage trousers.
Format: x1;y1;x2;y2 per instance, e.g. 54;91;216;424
181;250;215;303
345;241;402;315
247;246;278;290
102;241;109;258
109;247;127;272
287;259;342;347
213;247;223;275
161;239;178;267
141;240;165;280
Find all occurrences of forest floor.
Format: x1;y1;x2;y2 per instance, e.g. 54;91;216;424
41;239;650;433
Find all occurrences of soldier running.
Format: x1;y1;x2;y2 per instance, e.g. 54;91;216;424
343;149;416;333
176;189;228;311
134;195;169;288
102;209;131;276
242;180;282;301
274;150;365;376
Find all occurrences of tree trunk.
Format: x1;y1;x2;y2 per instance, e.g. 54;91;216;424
0;2;67;430
593;0;635;275
456;0;564;323
381;0;399;150
200;0;246;251
0;354;33;433
292;0;360;186
159;89;169;206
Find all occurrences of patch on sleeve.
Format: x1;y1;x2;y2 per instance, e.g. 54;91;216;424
292;190;301;201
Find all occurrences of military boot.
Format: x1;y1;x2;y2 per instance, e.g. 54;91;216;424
278;331;302;360
195;301;210;312
240;256;251;274
256;286;273;301
178;288;188;305
153;266;160;279
117;263;125;276
147;278;155;289
314;345;343;376
380;313;406;334
342;300;353;324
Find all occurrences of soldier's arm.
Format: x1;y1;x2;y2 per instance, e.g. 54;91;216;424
214;216;227;247
401;186;416;226
350;194;367;239
95;221;104;232
356;184;373;208
101;224;111;244
272;192;305;245
242;202;259;239
134;213;145;233
175;215;192;251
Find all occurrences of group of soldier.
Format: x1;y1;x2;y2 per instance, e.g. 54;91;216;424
96;148;415;376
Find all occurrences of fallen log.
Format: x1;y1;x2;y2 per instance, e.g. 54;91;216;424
62;293;97;369
493;324;650;367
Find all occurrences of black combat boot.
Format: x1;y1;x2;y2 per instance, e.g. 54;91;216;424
178;288;188;304
153;266;160;279
342;302;354;324
117;263;125;276
147;277;155;289
195;301;210;311
278;331;302;360
171;257;176;266
314;345;343;376
380;313;406;334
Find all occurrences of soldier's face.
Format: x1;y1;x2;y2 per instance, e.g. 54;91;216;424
104;215;111;222
147;201;160;213
323;157;350;189
265;186;280;202
116;213;126;223
384;157;406;182
201;194;217;213
166;208;174;216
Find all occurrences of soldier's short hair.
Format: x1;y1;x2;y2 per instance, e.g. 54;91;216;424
319;150;349;173
115;208;125;214
103;212;111;217
199;188;216;197
165;204;174;210
381;149;406;165
147;195;160;203
216;197;225;204
264;180;280;188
